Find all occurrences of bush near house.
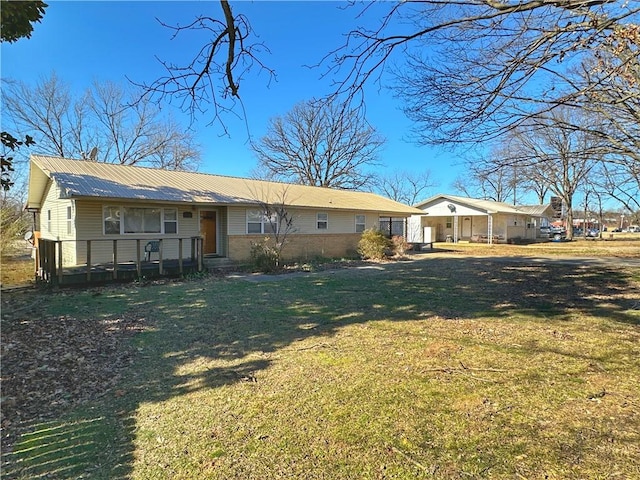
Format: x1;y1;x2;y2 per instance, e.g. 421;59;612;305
249;238;280;273
357;228;391;260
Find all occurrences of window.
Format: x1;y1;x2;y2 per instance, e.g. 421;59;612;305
379;217;404;237
47;210;51;232
66;206;72;235
103;206;176;235
246;210;278;234
317;212;328;230
355;214;366;233
124;207;161;233
164;209;177;234
247;210;264;234
446;217;452;229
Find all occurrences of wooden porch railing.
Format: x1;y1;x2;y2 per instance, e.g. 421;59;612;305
37;236;204;284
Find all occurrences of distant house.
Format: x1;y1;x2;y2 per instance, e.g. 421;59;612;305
26;155;423;274
407;194;555;244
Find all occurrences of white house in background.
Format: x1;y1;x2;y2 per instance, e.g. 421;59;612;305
407;194;556;244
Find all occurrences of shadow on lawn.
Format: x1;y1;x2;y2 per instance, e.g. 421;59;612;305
2;256;638;478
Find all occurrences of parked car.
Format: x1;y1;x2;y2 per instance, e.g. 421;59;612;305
586;229;600;237
629;225;640;233
612;227;622;233
540;226;567;241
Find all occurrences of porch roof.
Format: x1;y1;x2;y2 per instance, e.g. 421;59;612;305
414;194;553;217
27;155;424;216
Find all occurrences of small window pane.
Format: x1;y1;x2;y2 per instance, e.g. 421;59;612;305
144;208;161;233
104;207;120;235
164;209;177;221
248;222;262;234
247;210;263;222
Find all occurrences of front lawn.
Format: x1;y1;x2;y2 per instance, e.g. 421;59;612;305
2;256;639;479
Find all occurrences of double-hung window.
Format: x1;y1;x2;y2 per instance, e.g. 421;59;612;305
355;214;366;233
164;209;178;234
317;212;328;230
247;210;278;234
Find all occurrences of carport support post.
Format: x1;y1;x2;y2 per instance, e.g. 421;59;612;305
453;216;459;243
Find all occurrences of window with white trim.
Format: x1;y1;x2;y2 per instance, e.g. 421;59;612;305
317;212;328;230
103;206;178;235
246;210;278;234
47;210;51;232
446;217;453;229
355;214;366;233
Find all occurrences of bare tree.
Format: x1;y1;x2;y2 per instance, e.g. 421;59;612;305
373;169;435;205
251;98;384;190
452;145;524;203
247;185;298;271
2;74;201;171
507;107;604;238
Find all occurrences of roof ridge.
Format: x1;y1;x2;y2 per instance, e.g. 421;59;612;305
30;154;381;194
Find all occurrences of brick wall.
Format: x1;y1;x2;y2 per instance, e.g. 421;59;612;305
228;233;362;262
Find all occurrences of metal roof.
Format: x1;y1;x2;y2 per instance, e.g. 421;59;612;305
414;194;553;216
27;155;424;216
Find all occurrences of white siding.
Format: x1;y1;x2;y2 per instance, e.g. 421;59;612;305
39;180;77;264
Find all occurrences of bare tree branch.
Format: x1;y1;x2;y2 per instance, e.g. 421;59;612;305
132;0;275;132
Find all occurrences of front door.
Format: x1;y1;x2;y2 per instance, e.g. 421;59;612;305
462;217;472;238
200;211;217;255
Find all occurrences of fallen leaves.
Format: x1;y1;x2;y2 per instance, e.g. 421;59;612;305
1;289;147;452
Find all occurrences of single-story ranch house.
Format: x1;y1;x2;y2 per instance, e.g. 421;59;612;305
407;194;556;244
27;155;424;280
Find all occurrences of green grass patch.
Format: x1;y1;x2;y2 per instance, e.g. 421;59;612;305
3;257;639;479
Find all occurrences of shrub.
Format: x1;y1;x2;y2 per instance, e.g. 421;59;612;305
1;199;30;258
357;229;391;260
391;235;411;257
249;238;280;273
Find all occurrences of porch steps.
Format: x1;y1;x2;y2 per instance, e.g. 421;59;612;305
203;256;239;272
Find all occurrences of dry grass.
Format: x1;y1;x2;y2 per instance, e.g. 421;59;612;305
1;255;34;287
2;253;639;479
434;236;640;259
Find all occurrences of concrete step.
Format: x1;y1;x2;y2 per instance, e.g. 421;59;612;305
203;256;239;271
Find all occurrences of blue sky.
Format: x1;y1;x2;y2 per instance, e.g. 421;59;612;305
2;1;466;194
